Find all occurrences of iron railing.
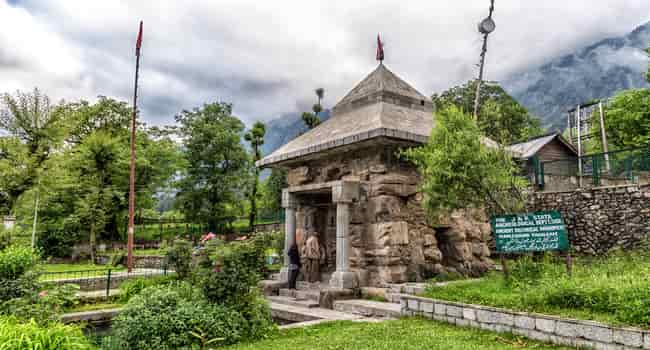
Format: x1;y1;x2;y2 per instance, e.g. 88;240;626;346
41;267;169;297
535;147;650;190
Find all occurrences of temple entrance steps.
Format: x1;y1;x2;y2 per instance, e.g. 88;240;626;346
269;277;328;309
332;299;401;319
266;295;320;308
279;288;320;302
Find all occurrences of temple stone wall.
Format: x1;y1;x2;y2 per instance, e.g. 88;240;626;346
528;184;650;255
288;145;492;286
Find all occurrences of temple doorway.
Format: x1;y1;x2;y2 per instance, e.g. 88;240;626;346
296;192;337;282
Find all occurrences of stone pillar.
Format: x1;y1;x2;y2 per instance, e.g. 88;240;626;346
329;181;359;289
279;189;297;283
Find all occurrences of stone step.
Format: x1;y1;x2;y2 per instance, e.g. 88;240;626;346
279;289;320;301
333;299;402;319
267;296;319;309
295;289;320;301
296;281;327;290
279;288;296;298
386;292;406;304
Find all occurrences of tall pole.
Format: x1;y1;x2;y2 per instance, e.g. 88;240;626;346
128;21;143;272
31;179;40;250
473;0;496;120
598;101;611;172
576;105;583;188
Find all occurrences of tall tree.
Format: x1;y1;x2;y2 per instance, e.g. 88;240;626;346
0;137;31;215
0;89;65;212
262;168;287;217
301;88;325;130
601;89;650;149
432;81;543;144
175;102;250;231
72;131;128;262
244;121;266;228
11;97;182;257
404;106;527;220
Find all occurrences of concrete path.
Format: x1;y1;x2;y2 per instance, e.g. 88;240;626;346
77;289;121;300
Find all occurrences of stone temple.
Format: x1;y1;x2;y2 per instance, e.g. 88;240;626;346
258;63;492;290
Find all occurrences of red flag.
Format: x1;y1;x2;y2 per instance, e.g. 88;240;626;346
135;21;143;56
376;34;384;62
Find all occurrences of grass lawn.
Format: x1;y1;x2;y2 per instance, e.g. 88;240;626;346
227;319;572;350
42;263;119;273
67;302;124;313
424;253;650;328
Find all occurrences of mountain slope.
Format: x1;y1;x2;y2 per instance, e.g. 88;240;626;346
261;110;330;156
504;22;650;130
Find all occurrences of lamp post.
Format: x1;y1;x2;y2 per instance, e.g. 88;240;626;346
473;0;496;120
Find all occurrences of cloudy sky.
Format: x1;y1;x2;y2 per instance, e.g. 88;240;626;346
1;0;649;127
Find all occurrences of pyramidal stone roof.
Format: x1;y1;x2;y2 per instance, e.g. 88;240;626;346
257;63;435;167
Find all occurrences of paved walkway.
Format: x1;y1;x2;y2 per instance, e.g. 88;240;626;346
77;289;121;300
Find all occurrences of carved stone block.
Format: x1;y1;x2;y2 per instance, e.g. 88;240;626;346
287;166;310;186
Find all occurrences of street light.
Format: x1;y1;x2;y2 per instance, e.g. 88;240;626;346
473;0;496;120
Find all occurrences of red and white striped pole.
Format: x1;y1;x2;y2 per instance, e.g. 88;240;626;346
127;21;143;272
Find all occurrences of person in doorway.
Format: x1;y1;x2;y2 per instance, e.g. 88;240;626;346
287;243;301;289
302;231;322;283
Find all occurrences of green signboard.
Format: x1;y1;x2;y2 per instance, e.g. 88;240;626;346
491;211;569;253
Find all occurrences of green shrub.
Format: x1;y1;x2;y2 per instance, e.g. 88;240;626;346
108;251;125;267
0;317;94;350
165;240;192;279
110;283;246;349
200;256;260;308
0;228;11;250
118;275;174;303
2;284;80;322
208;231;281;277
0;245;40;303
0;270;40;303
0;245;39;280
37;228;80;258
199;235;276;340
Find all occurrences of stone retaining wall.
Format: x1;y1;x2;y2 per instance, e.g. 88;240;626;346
401;295;650;349
96;255;165;269
254;222;283;232
528;184;650;255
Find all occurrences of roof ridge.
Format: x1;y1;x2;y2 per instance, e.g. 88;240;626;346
334;63;429;110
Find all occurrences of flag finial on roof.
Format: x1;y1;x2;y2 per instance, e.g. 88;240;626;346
376;34;384;62
135;21;143;56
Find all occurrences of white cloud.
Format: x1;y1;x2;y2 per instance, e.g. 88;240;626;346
1;0;649;126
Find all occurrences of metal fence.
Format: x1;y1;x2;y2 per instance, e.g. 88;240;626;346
536;147;650;190
41;267;169;296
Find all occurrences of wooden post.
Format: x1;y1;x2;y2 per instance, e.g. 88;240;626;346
500;253;509;280
565;252;573;277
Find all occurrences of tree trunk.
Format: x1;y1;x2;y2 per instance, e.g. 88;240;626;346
249;172;258;229
90;221;97;264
